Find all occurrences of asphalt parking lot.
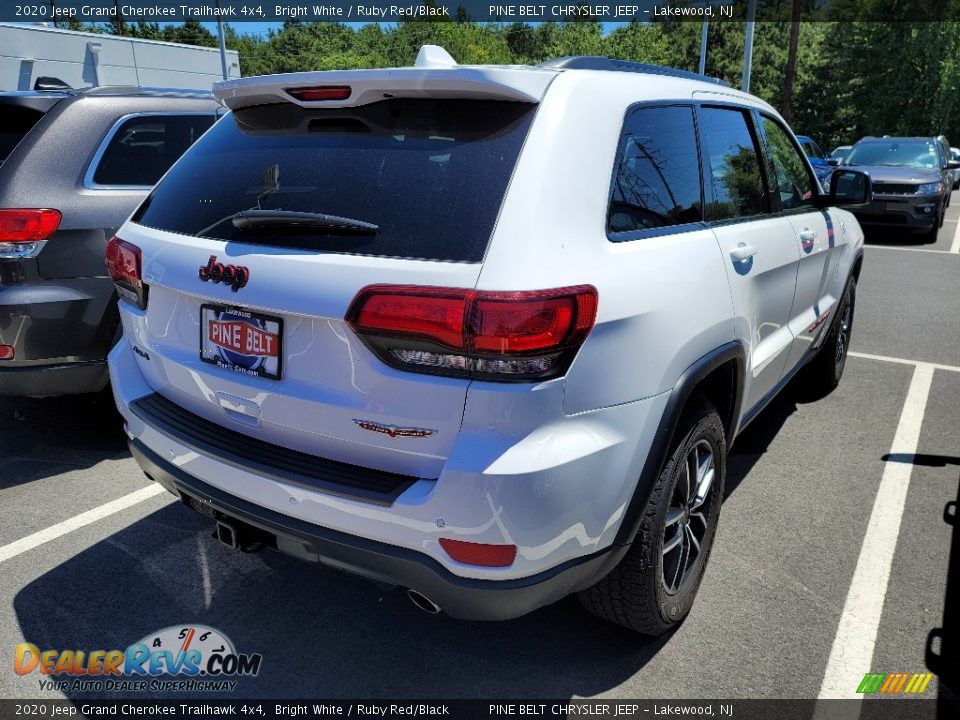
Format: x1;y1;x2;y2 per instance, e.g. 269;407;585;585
1;198;959;708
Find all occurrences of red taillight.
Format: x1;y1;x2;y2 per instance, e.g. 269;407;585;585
351;286;467;350
104;236;148;309
471;290;597;353
0;209;61;258
0;209;61;242
0;345;14;360
286;86;352;102
346;285;597;381
438;538;517;568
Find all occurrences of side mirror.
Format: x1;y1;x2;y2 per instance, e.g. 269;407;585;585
948;160;960;170
827;157;841;166
828;168;872;207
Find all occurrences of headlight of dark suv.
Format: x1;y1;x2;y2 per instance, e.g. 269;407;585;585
917;182;944;194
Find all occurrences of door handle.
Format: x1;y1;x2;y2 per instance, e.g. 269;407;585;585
798;229;817;242
729;243;758;262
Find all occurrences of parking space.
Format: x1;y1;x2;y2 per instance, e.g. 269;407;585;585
1;195;958;704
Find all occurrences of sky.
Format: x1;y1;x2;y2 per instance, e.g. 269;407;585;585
197;21;629;39
200;22;285;38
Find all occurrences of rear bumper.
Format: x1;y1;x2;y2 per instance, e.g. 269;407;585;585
130;438;624;621
0;360;108;396
110;332;667;586
0;272;118;395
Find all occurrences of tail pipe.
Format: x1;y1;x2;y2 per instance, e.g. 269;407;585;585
407;589;442;615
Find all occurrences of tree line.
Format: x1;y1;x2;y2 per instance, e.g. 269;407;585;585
56;16;960;152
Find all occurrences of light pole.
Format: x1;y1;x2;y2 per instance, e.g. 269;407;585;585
742;0;757;92
217;1;229;80
699;19;708;75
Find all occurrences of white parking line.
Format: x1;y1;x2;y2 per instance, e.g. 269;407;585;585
865;245;957;255
0;484;169;564
816;363;935;703
952;215;960;253
849;351;960;373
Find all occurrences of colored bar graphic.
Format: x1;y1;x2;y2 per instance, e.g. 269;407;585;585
856;672;934;694
856;673;885;693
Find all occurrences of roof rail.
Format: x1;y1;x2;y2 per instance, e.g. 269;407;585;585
538;56;729;87
78;85;214;98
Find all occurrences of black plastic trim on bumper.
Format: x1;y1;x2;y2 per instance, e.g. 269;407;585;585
129;393;416;506
0;360;108;396
129;439;624;621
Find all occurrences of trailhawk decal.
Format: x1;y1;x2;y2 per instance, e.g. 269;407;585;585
353;419;437;439
200;305;282;381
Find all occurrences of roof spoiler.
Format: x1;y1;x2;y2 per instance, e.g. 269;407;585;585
213;45;556;111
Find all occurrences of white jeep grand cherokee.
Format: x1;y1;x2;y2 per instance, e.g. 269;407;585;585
107;46;871;635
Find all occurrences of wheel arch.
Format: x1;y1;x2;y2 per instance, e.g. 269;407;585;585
612;340;746;547
851;249;865;282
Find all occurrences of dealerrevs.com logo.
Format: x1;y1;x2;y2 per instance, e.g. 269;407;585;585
14;625;262;693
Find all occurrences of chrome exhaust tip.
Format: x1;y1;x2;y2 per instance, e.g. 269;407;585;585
407;589;441;615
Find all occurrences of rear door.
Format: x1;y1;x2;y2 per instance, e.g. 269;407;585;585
121;98;537;479
756;114;843;372
699;105;801;415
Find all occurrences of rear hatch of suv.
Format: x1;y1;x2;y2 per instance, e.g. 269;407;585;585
118;73;551;484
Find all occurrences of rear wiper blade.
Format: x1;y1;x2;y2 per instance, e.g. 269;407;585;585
231;210;379;234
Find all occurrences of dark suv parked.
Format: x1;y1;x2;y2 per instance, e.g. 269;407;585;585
0;87;218;396
840;136;959;240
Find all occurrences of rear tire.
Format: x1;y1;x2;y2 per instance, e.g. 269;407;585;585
579;397;726;636
796;278;855;400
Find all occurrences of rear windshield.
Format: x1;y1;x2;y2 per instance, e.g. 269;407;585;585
132;99;537;263
0;105;45;166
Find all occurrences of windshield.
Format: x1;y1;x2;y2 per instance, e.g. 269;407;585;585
132;99;537;263
800;140;825;159
845;141;941;169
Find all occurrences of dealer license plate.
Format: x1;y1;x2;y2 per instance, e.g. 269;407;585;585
200;304;283;381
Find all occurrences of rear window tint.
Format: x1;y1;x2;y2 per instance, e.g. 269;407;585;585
132;99;537;263
700;107;767;221
0;105;45;166
92;114;215;187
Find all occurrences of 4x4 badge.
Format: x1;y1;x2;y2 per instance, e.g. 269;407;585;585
199;255;249;292
353;419;436;439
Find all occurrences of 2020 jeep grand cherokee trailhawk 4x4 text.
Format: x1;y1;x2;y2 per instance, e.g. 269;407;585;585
107;47;871;634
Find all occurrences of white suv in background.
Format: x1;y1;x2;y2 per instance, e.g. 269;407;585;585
107;46;871;635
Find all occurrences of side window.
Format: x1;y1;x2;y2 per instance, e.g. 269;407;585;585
607;105;702;236
761;117;814;211
699;107;767;221
92;114;215;187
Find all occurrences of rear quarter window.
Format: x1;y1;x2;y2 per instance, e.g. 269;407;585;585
607;105;703;238
90;114;215;187
0;105;45;166
131;99;537;263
